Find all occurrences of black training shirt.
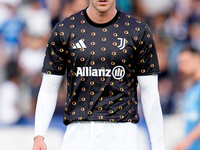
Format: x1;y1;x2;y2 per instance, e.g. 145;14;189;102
42;9;160;125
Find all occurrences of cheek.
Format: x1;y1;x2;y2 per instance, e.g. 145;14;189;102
180;66;188;73
181;62;196;75
179;62;191;73
190;61;197;72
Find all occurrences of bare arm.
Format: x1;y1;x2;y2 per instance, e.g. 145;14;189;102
137;75;165;150
32;73;63;150
175;122;200;150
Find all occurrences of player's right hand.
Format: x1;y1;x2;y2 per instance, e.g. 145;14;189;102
32;136;47;150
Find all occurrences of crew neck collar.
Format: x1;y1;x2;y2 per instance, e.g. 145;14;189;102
83;8;121;28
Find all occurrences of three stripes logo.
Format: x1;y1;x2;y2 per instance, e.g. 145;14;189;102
73;39;87;49
117;38;126;50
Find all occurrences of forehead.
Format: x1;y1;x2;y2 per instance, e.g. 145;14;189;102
179;51;194;62
180;51;194;58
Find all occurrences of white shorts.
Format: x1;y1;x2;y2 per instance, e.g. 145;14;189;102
61;121;140;150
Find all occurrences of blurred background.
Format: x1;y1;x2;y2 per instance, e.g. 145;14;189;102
0;0;200;149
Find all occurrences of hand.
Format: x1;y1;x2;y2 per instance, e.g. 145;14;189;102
32;136;47;150
175;140;190;150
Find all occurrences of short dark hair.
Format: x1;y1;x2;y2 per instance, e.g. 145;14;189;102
181;45;200;55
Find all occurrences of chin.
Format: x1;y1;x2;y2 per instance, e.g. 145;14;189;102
180;72;191;79
96;6;110;13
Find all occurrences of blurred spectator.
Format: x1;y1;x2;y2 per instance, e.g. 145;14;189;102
164;11;188;42
188;22;200;51
140;0;174;17
19;0;51;38
164;9;189;76
46;0;62;28
0;2;12;27
188;0;200;23
0;1;24;63
0;61;22;126
164;0;200;77
17;31;46;116
176;46;200;150
158;78;175;114
16;0;52;116
18;36;45;77
151;25;175;115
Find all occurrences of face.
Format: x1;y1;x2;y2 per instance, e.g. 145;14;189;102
178;51;197;78
89;0;116;14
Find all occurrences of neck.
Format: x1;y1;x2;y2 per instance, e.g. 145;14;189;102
86;5;117;24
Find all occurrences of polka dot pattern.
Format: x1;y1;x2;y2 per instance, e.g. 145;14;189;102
42;9;160;125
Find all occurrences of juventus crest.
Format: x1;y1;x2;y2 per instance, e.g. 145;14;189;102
117;38;126;50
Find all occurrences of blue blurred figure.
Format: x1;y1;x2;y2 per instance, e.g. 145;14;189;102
0;3;24;62
176;46;200;150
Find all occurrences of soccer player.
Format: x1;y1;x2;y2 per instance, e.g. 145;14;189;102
176;46;200;150
32;0;165;150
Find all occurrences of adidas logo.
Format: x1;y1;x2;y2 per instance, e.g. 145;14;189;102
73;39;87;49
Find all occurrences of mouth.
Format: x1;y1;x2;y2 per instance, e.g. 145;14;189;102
99;0;108;3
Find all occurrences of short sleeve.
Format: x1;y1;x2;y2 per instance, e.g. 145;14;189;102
42;24;68;75
134;24;160;76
